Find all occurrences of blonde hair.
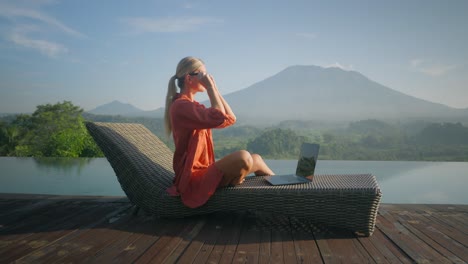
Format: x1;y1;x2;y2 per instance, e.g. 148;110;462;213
164;56;204;136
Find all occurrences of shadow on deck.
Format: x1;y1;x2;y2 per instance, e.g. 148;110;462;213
0;193;467;263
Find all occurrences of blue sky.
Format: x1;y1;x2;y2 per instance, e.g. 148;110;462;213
1;0;467;113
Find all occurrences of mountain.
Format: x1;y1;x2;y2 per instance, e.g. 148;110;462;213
88;100;144;116
87;100;165;118
88;66;467;124
138;107;164;118
217;65;467;124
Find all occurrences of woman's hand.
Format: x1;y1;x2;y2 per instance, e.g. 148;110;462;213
199;73;217;91
201;72;235;120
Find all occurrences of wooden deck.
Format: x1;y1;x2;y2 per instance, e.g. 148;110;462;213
0;194;467;263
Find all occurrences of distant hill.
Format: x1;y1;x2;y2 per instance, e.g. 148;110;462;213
88;100;141;116
216;65;468;124
87;100;164;118
88;66;467;124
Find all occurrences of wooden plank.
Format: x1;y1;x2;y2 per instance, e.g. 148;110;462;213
0;199;123;261
426;211;468;236
189;215;224;264
209;212;244;264
0;200;87;238
164;216;208;264
314;230;372;263
423;212;468;235
281;230;298;264
153;218;207;263
16;204;133;263
355;234;391;264
397;211;468;262
394;204;468;237
365;226;414;264
397;206;468;246
269;230;284;264
81;216;158;263
449;214;468;233
13;203;132;263
0;193;53;200
395;204;468;235
2;195;468;264
426;204;468;213
204;213;239;264
80;216;147;263
291;230;323;263
168;216;208;263
106;218;171;263
0;203;113;263
422;211;468;245
134;217;200;263
378;207;453;264
0;199;71;232
258;230;271;264
41;215;138;264
232;224;261;263
81;214;175;263
0;199;54;219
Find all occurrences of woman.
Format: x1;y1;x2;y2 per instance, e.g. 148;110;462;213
165;57;274;208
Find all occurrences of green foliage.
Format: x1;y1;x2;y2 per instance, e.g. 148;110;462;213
349;119;395;134
0;101;103;157
316;120;468;161
412;122;468;145
247;128;309;159
3;103;467;161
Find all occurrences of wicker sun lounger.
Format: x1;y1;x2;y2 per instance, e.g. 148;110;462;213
86;122;382;236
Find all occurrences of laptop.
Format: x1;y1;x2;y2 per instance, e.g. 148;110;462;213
264;143;320;185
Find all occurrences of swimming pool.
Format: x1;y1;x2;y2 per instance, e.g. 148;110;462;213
1;157;467;204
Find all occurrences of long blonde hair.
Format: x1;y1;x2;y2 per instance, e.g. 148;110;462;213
164;56;204;137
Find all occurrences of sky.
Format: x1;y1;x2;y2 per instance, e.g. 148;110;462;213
0;0;467;113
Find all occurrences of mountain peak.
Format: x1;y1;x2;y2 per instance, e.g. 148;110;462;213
221;65;465;124
88;100;143;116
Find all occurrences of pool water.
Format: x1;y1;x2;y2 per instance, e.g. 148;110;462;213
1;157;467;204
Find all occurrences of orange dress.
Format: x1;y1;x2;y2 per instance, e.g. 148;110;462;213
166;94;236;208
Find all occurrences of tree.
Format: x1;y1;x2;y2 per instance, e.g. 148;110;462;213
247;128;308;158
414;122;468;145
322;132;336;144
13;101;102;157
1;125;20;155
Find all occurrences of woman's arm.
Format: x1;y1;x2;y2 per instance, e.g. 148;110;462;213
217;91;236;121
207;74;236;121
201;74;226;114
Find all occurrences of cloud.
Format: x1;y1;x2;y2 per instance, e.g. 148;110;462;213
0;2;85;38
9;26;68;57
410;59;457;76
123;16;223;34
325;62;354;71
0;1;84;57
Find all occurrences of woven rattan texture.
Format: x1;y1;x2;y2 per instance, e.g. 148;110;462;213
86;122;382;236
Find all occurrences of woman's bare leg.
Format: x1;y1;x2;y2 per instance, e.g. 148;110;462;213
215;150;274;186
251;153;275;176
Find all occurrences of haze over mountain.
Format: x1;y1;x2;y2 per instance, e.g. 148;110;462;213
87;100;163;118
88;100;144;116
88;66;468;124
221;65;468;124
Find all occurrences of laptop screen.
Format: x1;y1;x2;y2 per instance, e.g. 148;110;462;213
295;143;320;177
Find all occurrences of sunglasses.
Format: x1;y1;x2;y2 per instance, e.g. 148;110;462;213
188;72;205;79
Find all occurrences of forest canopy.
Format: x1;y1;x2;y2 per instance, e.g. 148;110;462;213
1;102;468;161
0;101;102;157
